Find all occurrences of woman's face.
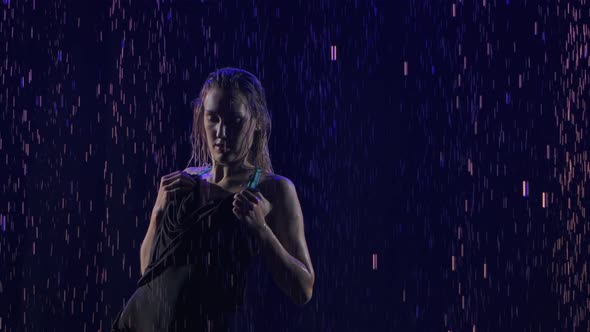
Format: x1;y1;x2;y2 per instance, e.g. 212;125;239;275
203;87;254;165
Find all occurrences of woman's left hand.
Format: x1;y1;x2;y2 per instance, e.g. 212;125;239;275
233;189;272;234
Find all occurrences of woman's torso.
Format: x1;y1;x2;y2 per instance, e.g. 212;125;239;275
113;166;270;331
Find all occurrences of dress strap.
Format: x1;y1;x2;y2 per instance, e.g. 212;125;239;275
246;168;262;190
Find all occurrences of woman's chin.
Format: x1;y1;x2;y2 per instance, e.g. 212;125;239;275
213;152;237;163
215;150;232;157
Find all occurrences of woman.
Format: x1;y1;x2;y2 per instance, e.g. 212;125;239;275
111;67;315;331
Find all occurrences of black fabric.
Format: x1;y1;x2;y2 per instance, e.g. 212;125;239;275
111;183;261;332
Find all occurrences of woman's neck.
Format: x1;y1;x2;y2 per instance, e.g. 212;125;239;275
209;160;256;185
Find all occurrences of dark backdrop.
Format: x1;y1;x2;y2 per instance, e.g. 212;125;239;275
1;0;585;331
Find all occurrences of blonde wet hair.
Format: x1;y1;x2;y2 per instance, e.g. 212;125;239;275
186;67;274;174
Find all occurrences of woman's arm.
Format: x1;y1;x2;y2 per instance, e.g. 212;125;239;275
140;168;200;275
256;178;315;305
139;210;163;275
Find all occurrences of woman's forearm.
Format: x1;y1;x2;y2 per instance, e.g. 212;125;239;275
139;239;153;275
255;224;313;305
140;210;162;275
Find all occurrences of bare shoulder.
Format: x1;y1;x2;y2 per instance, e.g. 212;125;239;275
258;172;297;194
257;173;301;221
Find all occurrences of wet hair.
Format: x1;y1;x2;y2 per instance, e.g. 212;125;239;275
186;67;274;174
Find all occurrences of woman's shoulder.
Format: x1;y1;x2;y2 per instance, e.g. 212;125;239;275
257;172;297;197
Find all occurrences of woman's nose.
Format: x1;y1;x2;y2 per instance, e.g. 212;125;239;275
216;123;227;137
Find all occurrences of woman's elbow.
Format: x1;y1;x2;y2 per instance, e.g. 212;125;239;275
293;280;314;306
302;286;314;305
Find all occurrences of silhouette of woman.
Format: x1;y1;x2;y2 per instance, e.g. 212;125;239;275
111;67;315;331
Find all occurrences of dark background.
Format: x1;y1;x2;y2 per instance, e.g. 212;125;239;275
1;0;586;331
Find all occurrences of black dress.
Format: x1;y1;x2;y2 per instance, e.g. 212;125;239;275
111;167;263;332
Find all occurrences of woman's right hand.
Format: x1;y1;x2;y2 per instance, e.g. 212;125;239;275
152;170;200;217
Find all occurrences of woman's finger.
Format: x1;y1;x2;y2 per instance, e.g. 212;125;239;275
233;194;252;211
239;190;260;203
162;170;182;180
165;187;193;202
233;206;251;220
160;171;184;185
160;171;196;185
162;175;195;188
